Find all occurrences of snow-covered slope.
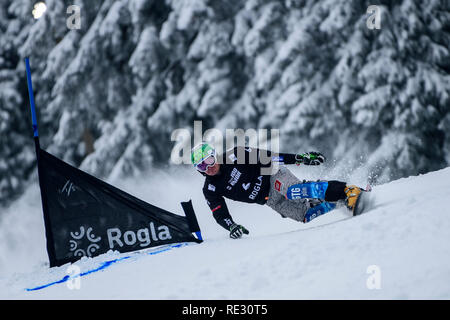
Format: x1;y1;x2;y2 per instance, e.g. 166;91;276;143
1;165;450;299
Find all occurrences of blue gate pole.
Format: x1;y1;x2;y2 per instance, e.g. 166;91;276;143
24;58;57;266
25;57;39;138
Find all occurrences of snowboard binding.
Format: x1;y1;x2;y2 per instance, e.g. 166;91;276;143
345;184;372;216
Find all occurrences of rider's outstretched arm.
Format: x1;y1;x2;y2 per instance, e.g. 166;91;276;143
203;185;235;230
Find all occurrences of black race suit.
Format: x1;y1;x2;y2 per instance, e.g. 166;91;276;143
202;147;298;230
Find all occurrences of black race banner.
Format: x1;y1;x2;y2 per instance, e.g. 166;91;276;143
25;58;202;268
37;148;202;267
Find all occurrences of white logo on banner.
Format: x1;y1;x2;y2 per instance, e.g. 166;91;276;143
69;226;101;258
60;180;77;197
69;223;173;258
107;223;172;249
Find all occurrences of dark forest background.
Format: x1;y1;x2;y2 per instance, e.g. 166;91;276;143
0;0;449;207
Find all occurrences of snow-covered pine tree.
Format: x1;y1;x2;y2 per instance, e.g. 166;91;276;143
0;0;449;208
0;0;38;206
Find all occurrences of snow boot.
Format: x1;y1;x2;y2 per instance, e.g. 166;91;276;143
344;185;362;214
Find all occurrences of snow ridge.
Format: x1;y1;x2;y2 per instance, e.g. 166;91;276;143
1;166;450;299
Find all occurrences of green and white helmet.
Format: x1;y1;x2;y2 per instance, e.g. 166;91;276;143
191;142;216;166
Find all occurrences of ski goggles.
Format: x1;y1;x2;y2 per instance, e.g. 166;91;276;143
195;154;217;172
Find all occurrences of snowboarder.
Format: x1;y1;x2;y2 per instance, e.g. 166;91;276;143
191;142;366;239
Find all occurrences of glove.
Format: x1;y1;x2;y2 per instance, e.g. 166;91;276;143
295;152;325;166
229;224;249;239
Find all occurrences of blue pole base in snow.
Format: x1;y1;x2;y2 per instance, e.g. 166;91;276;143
286;181;329;200
194;231;203;241
303;202;336;223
